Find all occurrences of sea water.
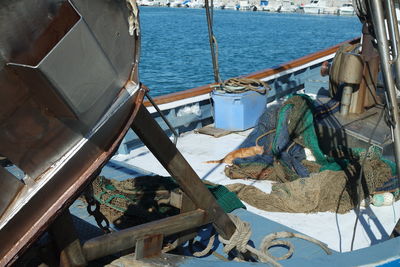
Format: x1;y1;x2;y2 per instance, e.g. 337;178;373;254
139;7;361;96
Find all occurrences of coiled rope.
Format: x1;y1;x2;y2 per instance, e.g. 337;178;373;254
214;77;271;94
194;214;332;267
204;0;270;95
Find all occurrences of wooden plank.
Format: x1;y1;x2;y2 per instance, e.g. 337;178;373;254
130;105;236;239
144;37;360;107
195;125;233;138
106;253;187;267
83;209;207;261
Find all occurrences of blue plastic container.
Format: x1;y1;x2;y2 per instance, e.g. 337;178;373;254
211;90;267;131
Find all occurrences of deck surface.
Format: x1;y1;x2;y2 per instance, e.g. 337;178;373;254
113;124;400;253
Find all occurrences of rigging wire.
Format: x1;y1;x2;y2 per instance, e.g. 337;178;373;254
350;104;386;251
203;1;270;93
204;0;222;84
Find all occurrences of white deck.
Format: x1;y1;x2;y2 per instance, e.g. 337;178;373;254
113;126;400;253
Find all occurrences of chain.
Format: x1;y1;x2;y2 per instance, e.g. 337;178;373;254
84;189;111;234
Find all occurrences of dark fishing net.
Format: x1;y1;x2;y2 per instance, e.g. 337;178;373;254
237;102;280;152
273;95;342;171
91;175;181;228
224;95;397;213
228;94;342;182
88;175;245;229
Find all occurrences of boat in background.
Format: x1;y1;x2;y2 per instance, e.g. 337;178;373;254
170;0;184;7
263;0;281;11
187;0;205;8
225;2;240;9
139;0;161;6
239;0;251;10
303;0;328;14
258;0;270;10
338;3;355;15
277;0;298;12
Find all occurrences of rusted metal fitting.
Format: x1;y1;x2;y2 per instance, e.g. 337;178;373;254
320;61;331;77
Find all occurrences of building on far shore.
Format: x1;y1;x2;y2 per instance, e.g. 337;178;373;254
138;0;355;15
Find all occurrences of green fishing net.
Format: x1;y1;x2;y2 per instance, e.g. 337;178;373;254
89;175;245;229
273;94;343;172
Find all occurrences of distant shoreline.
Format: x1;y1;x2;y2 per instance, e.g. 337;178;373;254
138;1;356;16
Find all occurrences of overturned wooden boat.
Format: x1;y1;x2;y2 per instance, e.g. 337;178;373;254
2;0;400;266
0;0;144;263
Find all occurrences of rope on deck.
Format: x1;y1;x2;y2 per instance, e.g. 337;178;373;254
195;214;332;267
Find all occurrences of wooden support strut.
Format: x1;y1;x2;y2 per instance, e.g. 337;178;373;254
49;210;87;267
81;104;236;262
83;209;207;261
130;104;236;240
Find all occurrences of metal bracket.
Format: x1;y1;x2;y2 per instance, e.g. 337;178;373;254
135;234;163;260
145;91;179;145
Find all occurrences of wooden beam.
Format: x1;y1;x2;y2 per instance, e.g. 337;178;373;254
130;105;236;240
82;209;207;261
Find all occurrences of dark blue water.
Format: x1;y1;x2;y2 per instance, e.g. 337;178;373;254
140;7;361;96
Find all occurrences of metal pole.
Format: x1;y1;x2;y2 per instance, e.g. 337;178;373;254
370;0;400;177
340;85;353;115
386;0;400;90
385;0;399;64
145;91;178;145
204;0;221;84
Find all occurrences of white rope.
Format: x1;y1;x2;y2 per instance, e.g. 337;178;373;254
219;214;252;254
192;235;215;257
218;214;282;267
126;0;140;36
198;214;332;267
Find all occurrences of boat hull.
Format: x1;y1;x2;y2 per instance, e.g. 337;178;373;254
0;0;141;264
